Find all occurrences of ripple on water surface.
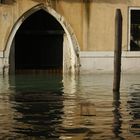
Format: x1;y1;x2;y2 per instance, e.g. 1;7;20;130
0;74;140;139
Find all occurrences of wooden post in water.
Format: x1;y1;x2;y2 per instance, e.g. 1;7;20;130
113;9;122;92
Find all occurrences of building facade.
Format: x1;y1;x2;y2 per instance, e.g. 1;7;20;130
0;0;140;74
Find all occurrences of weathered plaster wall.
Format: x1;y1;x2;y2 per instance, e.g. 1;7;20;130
89;2;129;51
55;0;83;50
0;0;38;51
0;5;13;51
51;0;129;51
0;0;138;52
55;0;140;51
0;0;130;51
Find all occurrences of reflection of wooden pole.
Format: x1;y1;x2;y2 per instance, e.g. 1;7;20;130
113;9;122;92
113;91;122;138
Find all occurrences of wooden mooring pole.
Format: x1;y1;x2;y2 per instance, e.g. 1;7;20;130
113;9;122;92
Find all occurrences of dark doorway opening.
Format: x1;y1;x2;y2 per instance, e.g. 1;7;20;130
130;10;140;51
12;9;64;74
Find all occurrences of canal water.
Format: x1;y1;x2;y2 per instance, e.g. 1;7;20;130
0;73;140;140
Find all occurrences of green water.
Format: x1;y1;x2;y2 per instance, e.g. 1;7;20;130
0;74;140;140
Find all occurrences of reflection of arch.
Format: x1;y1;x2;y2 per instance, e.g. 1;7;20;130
4;4;80;74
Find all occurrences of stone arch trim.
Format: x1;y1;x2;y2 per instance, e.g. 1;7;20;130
4;3;80;74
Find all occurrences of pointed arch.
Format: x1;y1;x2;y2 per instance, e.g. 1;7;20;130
4;4;80;74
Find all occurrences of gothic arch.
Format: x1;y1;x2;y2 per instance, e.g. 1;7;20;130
4;4;80;74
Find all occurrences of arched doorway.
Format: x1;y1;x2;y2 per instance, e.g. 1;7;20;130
11;9;64;74
6;4;80;75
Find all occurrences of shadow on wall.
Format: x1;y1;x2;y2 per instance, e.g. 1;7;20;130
32;0;48;3
0;0;131;4
0;0;15;4
58;0;130;4
92;0;131;4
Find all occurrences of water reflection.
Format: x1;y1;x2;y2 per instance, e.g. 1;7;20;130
112;92;124;139
0;74;140;139
10;74;63;139
0;77;17;139
128;84;140;136
12;93;63;139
